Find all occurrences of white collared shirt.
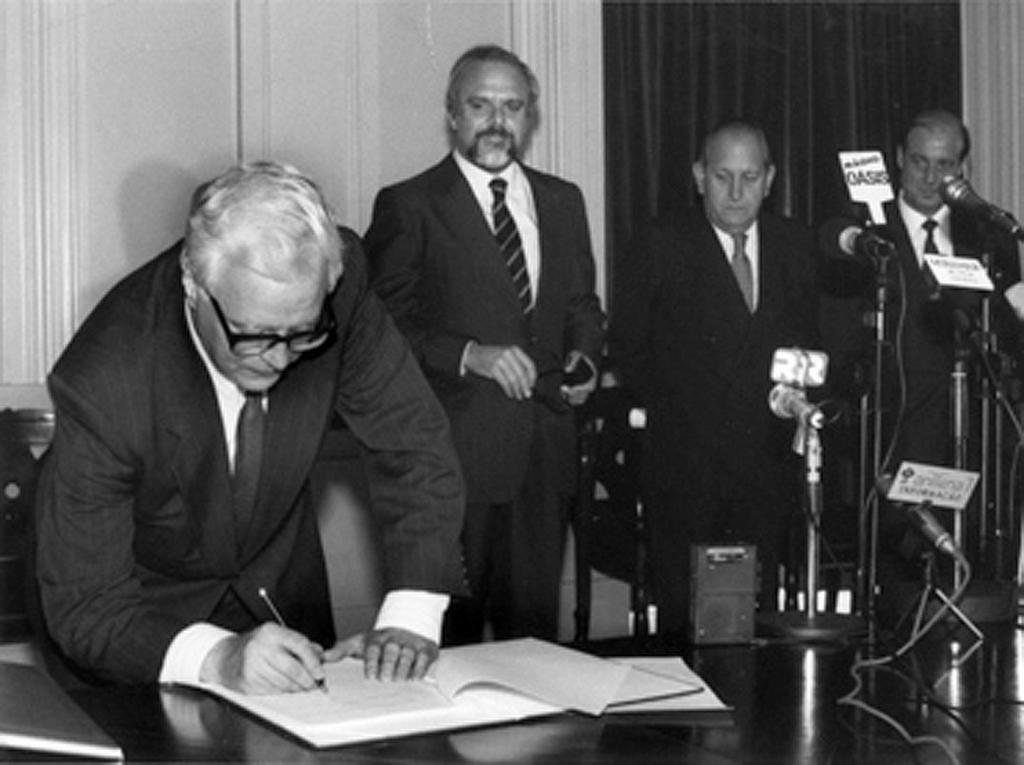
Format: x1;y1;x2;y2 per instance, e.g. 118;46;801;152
452;150;541;307
711;222;760;311
899;192;954;266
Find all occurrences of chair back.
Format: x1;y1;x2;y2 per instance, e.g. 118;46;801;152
0;409;55;642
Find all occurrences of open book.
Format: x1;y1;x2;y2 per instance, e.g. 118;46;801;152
198;637;703;748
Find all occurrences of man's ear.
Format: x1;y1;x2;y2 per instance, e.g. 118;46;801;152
691;161;706;195
763;164;777;197
180;258;199;306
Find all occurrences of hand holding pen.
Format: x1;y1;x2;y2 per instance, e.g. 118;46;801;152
258;587;330;695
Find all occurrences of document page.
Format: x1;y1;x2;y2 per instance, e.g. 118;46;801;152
196;638;703;748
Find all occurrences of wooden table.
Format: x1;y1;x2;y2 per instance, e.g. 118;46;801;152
6;620;1022;763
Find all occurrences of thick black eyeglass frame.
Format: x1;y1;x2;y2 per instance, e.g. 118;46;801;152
205;288;337;357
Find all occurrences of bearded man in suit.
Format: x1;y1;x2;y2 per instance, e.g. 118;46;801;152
36;161;465;692
364;45;606;644
610;120;819;637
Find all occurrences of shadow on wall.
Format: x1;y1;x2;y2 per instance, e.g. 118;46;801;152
117;159;210;273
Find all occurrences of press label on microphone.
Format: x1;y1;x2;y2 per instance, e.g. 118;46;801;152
923;254;994;292
769;347;829;387
839;151;893;225
886;461;979;510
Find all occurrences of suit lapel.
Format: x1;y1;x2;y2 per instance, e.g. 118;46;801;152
243;352;336;559
695;220;752;331
527;169;558;317
154;284;239;574
756;217;788;323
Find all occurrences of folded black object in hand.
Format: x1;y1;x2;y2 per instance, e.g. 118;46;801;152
562;362;594;388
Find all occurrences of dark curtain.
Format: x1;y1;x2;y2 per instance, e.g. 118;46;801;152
603;0;961;313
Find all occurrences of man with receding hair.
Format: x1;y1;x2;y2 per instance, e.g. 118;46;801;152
611;119;818;637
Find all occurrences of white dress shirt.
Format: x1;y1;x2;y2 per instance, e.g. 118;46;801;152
899;192;953;264
453;149;541;304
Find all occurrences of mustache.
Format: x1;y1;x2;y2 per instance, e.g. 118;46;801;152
470;127;518;158
475;126;515;144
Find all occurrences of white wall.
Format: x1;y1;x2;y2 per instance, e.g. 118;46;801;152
0;0;606;409
1;0;614;642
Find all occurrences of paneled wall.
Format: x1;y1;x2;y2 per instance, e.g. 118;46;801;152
962;1;1024;247
1;0;606;409
1;0;613;643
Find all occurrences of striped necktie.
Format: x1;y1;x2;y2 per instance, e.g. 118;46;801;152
490;178;532;313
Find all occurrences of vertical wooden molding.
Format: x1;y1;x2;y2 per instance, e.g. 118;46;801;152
237;0;273;161
1;0;81;407
961;2;1024;231
512;0;607;303
347;2;379;229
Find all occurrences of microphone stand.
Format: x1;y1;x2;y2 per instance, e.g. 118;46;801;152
859;249;894;645
907;552;982;653
757;417;865;642
951;334;970;592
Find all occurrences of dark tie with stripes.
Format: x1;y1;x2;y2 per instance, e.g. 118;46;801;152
490;177;532;313
233;391;265;543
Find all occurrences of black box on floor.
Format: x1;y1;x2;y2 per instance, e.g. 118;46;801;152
689;544;757;644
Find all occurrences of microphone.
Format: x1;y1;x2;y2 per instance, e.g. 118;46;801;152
907;500;966;564
818;218;895;259
768;383;824;429
940;176;1024;241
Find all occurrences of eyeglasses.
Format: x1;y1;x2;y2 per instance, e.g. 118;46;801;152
205;289;336;357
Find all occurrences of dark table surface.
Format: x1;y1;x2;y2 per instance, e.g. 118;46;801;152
5;618;1023;764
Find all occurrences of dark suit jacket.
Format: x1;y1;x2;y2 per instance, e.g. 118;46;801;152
35;229;465;685
364;156;605;504
611;209;819;499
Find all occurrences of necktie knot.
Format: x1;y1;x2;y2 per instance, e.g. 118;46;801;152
732;232;747;258
490;177;508;200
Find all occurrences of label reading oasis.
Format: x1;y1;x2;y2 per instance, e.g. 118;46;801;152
839;151;894;225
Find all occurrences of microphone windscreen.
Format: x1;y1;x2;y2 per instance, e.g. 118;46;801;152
817;217;860;257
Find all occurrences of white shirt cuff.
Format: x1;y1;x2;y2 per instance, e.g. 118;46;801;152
459;341;475;377
158;623;235;686
373;590;450;644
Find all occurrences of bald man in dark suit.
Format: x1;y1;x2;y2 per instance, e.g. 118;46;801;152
611;120;818;637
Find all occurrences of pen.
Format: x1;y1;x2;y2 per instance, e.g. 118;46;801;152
258;587;329;694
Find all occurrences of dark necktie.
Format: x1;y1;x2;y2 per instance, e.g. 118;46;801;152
233;392;265;541
923;218;940;254
731;232;754;312
490;178;532;313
